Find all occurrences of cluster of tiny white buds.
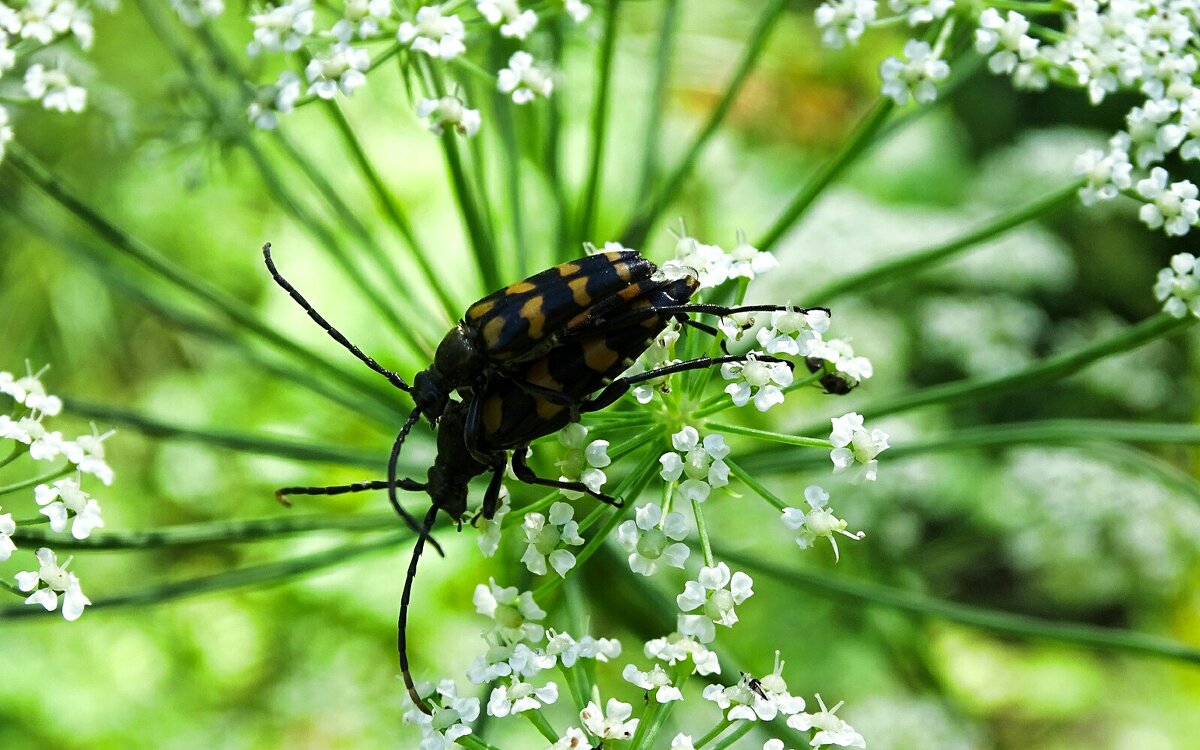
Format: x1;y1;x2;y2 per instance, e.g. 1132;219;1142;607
755;305;831;356
11;0;96;49
402;680;480;750
974;9;1038;76
879;40;950;106
247;0;314;56
660;232;778;289
813;0;877;49
397;5;466;60
829;412;890;482
1154;252;1200;319
721;354;794;412
520;501;584;577
24;63;86;113
617;503;690;576
786;694;867;748
888;0;952;27
36;476;104;539
645;632;721;675
498;51;554;103
659;427;730;503
477;0;538;40
1135;167;1200;236
247;71;301;130
304;43;369;100
473;577;547;645
1074;138;1134;206
676;562;754;643
416;95;481;137
333;0;391;42
781;486;864;562
556;422;610;499
15;547;90;621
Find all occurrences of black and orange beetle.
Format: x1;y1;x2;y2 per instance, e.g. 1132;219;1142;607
262;243;822;710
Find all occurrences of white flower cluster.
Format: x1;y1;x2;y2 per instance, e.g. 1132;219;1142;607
1153;252;1200;318
661;232;779;290
830;412;890;482
659;427;731;504
781;485;864;561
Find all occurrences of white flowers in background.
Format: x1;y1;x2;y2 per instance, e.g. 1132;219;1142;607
416;96;482;137
1135;167;1200;236
1074;140;1133;205
170;0;225;27
467;641;554;684
617;503;689;576
755;305;830;356
398;5;466;60
24;64;86;113
702;656;805;722
520;502;584;577
1;365;63;415
402;680;480;750
813;0;876;49
0;507;16;561
676;562;754;643
66;426;115;485
1153;252;1200;319
35;477;104;539
498;51;553;103
659;427;730;503
879;40;950;106
974;9;1037;75
555;423;609;499
722;354;793;412
477;0;538;40
333;0;391;41
829;412;889;482
787;695;867;749
888;0;952;27
545;629;621;668
565;0;591;22
15;547;90;620
247;71;301;130
248;0;314;55
781;486;864;562
16;0;95;48
487;677;559;717
304;43;369;99
580;698;639;740
645;632;721;675
623;663;683;703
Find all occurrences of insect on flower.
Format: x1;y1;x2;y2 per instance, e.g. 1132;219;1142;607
262;243;822;712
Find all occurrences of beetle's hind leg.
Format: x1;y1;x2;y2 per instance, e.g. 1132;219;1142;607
510;448;623;508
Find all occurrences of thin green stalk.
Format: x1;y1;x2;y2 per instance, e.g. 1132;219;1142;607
576;0;622;242
0;444;23;469
545;15;570;261
456;736;504;750
489;53;529;278
883;419;1200;459
633;0;680;204
692;497;715;567
756;97;895;252
693;718;735;749
0;464;71;497
710;722;754;750
11;511;403;549
718;546;1200;666
633;666;688;750
629;697;663;749
725;458;786;511
525;710;560;743
0;532;409;619
442;129;500;292
621;0;789;248
804;180;1084;303
705;422;831;450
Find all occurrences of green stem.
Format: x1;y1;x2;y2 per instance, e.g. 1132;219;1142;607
0;444;24;470
633;666;688;750
804;180;1084;303
884;419;1200;459
705;422;831;450
725;458;786;511
693;718;734;749
718;546;1200;666
489;53;528;278
441;129;499;293
620;0;790;248
0;464;71;497
524;710;560;744
692;496;715;567
710;722;754;750
576;0;621;242
456;735;504;750
756;97;895;253
633;0;680;204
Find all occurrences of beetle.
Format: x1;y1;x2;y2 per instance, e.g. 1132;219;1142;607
262;243;822;711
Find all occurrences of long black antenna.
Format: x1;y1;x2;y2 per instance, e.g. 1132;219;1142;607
262;243;413;393
388;408;443;557
400;504;440;715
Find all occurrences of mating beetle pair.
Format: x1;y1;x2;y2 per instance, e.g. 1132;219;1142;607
263;243;822;711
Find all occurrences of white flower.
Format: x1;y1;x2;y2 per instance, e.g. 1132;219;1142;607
787;695;866;748
617;504;689;576
547;727;591;750
879;39;950;105
829;413;889;482
755;305;831;356
64;426;115;485
806;337;874;390
974;9;1038;74
0;509;16;561
332;0;391;41
565;0;591;23
889;0;953;26
487;677;559;717
556;423;610;499
248;0;314;55
477;0;538;39
659;427;730;504
814;0;876;48
580;698;638;740
498;51;554;103
35;477;104;539
545;629;621;668
18;0;94;48
467;641;555;684
520;502;585;577
781;486;864;562
476;487;510;557
24;64;87;113
304;43;370;100
8;366;63;416
676;562;754;643
248;70;301;130
671;734;698;750
416;96;482;137
170;0;225;27
722;354;794;412
398;5;466;60
14;547;90;621
728;235;779;279
623;662;683;703
1074;143;1133;205
18;418;71;462
660;235;731;289
1135;167;1200;236
402;680;480;750
1152;252;1200;319
645;632;721;675
474;578;547;645
702;655;805;722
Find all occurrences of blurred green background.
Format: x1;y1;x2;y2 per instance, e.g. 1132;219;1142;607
1;1;1199;748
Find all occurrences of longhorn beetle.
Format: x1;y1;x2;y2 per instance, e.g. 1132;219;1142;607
262;243;826;712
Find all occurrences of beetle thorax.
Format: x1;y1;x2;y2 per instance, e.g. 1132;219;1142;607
413;325;486;418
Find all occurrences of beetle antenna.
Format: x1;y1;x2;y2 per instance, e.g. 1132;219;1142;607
400;504;440;715
262;243;413;393
388;407;444;557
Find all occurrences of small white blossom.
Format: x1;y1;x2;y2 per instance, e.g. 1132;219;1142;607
879;39;950;105
617;503;689;576
304;43;370;100
398;5;466;60
580;698;638;740
0;508;16;561
520;502;585;577
807;337;874;388
1153;252;1200;318
787;695;866;748
728;235;779;279
702;655;805;722
416;96;482;137
18;0;94;48
1074;143;1133;205
781;486;864;562
64;426;115;485
248;0;314;55
565;0;591;22
547;727;591;750
722;354;794;412
476;487;510;557
645;632;721;675
672;734;698;750
660;235;731;289
814;0;877;48
545;629;621;668
556;423;610;499
402;680;480;750
676;562;754;643
477;0;538;39
974;9;1038;75
332;0;391;41
755;305;831;356
487;677;559;717
474;578;547;644
623;663;683;703
1135;167;1200;236
659;427;730;503
14;547;90;620
24;64;86;113
35;477;104;539
248;70;301;130
467;641;555;684
6;366;63;416
889;0;953;26
498;51;553;103
829;413;889;482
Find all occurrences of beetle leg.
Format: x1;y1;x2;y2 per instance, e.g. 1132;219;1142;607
274;478;426;506
579;353;794;413
510;448;622;507
678;317;730;354
479;459;509;520
595;303;829;329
